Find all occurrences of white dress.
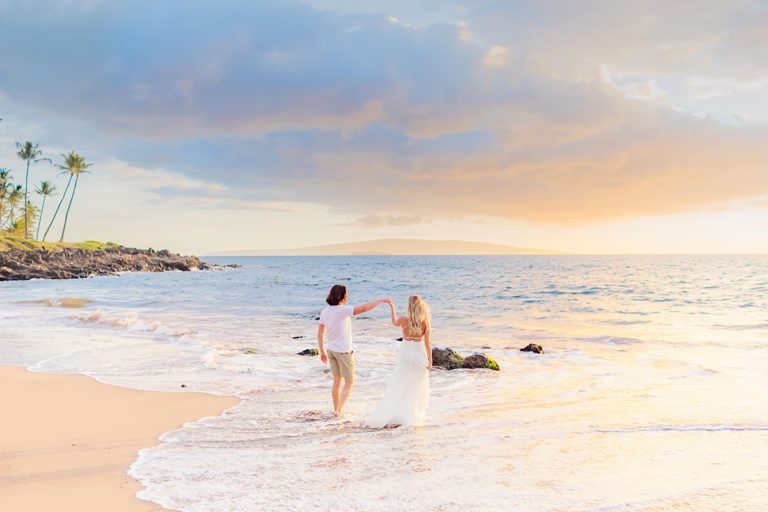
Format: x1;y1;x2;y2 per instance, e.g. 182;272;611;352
368;340;430;428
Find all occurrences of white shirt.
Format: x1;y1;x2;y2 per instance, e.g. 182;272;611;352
320;304;355;353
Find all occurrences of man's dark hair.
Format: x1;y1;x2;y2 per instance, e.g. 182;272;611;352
326;284;347;306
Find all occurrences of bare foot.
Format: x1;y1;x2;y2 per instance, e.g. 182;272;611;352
333;410;341;417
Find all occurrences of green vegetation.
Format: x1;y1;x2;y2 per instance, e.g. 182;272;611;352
1;135;93;244
484;357;500;371
0;232;120;252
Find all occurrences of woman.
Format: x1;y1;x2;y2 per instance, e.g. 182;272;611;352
368;295;432;428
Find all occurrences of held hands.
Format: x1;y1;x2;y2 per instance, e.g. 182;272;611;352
384;297;394;306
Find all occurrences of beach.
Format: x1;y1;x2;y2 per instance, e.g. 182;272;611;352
0;365;237;511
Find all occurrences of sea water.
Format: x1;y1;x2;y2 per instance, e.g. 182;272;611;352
1;256;767;511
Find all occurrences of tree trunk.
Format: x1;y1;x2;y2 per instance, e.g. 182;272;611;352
24;160;30;239
36;195;47;241
43;174;72;242
59;175;79;242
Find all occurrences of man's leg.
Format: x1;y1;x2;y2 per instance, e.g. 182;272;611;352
332;374;342;415
338;375;354;415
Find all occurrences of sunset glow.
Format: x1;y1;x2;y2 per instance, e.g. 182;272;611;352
1;0;766;253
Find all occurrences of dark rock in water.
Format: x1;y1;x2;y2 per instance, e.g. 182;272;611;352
244;348;257;354
463;353;500;371
314;317;320;321
431;347;465;370
481;345;491;349
396;337;404;341
297;348;319;356
432;347;501;371
520;343;544;354
292;335;305;339
0;246;222;281
181;384;187;388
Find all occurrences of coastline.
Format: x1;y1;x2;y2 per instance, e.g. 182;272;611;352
0;245;215;281
0;365;238;511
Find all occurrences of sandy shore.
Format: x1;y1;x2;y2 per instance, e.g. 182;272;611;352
0;366;238;511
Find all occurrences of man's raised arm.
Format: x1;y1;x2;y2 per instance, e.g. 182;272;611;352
352;298;387;316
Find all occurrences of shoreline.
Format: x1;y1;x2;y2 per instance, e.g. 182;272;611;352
0;365;239;511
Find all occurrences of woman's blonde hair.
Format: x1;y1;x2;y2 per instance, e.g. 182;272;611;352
407;295;431;335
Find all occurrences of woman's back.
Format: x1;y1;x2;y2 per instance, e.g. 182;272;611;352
398;317;426;341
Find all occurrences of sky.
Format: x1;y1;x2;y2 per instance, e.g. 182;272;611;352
0;0;766;254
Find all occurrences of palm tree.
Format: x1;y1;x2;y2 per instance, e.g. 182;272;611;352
0;168;10;230
16;141;51;239
12;201;39;237
6;185;23;230
42;151;91;242
58;152;92;242
34;180;57;241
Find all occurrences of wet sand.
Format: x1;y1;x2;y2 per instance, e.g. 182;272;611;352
0;366;238;511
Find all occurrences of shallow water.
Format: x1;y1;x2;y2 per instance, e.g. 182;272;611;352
2;256;767;511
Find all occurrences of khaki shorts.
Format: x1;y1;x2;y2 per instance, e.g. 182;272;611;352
328;350;355;380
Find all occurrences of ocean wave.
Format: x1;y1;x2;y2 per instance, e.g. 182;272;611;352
577;335;646;345
540;288;600;295
596;423;768;433
72;310;195;338
714;322;768;331
17;297;92;308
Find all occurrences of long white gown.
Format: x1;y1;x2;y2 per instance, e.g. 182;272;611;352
367;340;430;428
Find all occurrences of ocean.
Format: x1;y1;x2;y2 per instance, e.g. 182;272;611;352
2;255;767;511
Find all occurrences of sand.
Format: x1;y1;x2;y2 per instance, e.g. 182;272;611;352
0;366;238;511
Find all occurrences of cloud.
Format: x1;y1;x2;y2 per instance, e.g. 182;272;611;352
620;79;671;105
1;0;767;228
482;46;509;68
355;214;427;227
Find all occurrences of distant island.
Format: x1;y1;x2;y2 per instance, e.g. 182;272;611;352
206;238;564;256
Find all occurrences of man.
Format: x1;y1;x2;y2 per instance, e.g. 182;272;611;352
317;284;388;417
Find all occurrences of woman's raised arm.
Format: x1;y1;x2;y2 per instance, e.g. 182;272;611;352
386;298;398;326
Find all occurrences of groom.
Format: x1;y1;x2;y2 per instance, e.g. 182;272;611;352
317;284;388;416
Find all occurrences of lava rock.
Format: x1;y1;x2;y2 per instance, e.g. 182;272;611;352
431;347;465;370
297;348;319;356
462;353;500;371
292;335;305;339
396;337;404;341
0;246;221;281
520;343;544;354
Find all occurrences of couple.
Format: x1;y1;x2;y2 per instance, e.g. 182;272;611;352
316;284;432;428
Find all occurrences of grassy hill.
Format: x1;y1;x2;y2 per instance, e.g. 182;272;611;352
0;233;121;252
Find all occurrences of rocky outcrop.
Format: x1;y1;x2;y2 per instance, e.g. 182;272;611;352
0;247;214;281
297;348;319;356
432;347;500;371
432;347;466;370
520;343;544;354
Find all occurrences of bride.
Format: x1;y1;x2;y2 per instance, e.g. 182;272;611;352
368;295;432;428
